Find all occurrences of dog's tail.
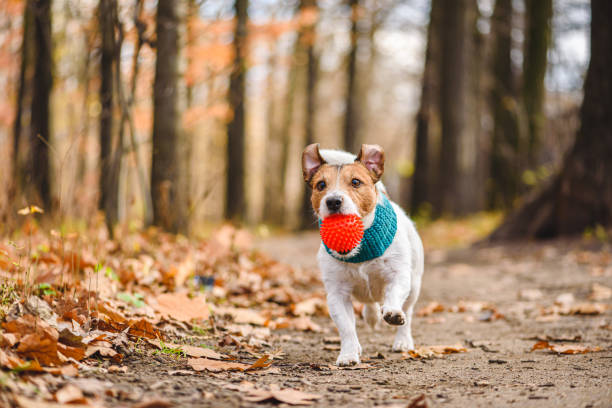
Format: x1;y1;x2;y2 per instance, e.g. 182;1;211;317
363;303;381;329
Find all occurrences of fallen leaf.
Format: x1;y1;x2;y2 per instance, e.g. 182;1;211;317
531;341;601;355
589;283;612;301
108;365;128;373
16;333;62;366
149;292;209;322
405;344;468;359
188;358;250;372
148;339;227;359
269;316;322;332
416;302;444;317
0;348;26;369
55;384;86;404
215;307;267;326
291;297;327;316
242;384;321;405
567;303;607;315
188;355;272;372
133;400;174;408
407;393;430;408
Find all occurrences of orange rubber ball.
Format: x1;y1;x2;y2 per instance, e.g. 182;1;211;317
320;214;364;254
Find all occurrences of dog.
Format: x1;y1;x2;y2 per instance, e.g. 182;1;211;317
302;143;424;366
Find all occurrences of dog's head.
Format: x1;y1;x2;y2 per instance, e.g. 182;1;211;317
302;143;385;221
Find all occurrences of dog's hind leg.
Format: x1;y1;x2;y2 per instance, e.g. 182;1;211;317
392;274;422;352
363;303;381;329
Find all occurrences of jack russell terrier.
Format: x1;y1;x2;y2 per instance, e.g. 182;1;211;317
302;143;424;366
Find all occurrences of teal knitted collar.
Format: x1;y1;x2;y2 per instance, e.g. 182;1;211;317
321;196;397;263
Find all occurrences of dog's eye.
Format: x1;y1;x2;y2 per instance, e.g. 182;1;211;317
351;178;361;188
316;181;326;191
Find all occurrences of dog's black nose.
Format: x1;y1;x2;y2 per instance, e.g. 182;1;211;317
326;197;342;212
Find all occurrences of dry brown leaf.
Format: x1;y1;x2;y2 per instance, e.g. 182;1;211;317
57;342;86;361
14;395;99;408
242;384;321;405
133;400;174;408
531;341;601;354
215;307;267;326
55;383;86;404
108;365;128;373
97;302;128;324
85;343;119;359
188;358;250;372
0;332;18;347
269;316;322;332
589;283;612;301
0;348;26;369
149;292;209;322
567;302;607;315
416;301;445;317
127;318;161;339
291;297;327;316
188;355;272;373
148;339;227;360
449;301;494;313
406;343;468;359
16;333;62;366
44;364;79;376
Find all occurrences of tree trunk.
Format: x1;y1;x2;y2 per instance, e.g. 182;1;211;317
488;0;521;209
12;1;35;199
98;0;120;234
224;0;248;221
523;0;552;167
151;0;184;232
262;44;284;224
489;0;612;240
28;0;53;210
410;0;442;214
435;0;468;215
300;0;319;229
342;0;360;154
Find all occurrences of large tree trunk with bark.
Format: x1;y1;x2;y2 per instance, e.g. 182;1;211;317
435;0;468;215
410;0;442;214
300;0;319;229
225;0;248;221
488;0;521;209
523;0;552;167
489;0;612;240
12;2;35;200
151;0;184;232
342;0;360;154
28;0;53;210
98;0;120;233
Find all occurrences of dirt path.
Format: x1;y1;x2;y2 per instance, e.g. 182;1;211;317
91;233;610;407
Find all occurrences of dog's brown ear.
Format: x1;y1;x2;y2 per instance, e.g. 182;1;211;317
356;144;385;182
302;143;326;184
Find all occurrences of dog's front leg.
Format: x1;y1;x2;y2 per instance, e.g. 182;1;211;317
326;288;361;366
381;267;411;327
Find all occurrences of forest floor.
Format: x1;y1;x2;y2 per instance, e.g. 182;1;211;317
1;221;611;408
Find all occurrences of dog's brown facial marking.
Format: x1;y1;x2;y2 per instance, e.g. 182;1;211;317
309;164;338;215
338;164;377;216
309;164;377;217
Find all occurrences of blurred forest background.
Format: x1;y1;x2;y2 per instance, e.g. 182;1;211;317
0;0;609;239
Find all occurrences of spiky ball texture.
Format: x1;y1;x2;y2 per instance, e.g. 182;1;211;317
320;214;364;254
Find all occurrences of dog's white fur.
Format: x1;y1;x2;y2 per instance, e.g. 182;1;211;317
314;148;424;366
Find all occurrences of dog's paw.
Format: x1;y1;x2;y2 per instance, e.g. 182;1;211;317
382;308;406;326
392;336;415;352
336;353;360;366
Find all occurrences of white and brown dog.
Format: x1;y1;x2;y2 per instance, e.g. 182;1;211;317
302;143;424;366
